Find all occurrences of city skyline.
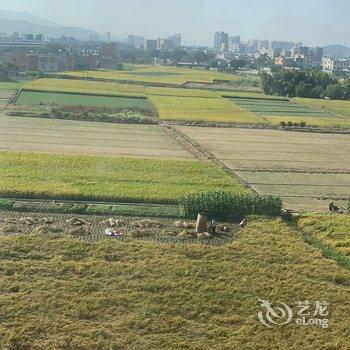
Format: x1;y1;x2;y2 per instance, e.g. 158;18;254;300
0;0;349;47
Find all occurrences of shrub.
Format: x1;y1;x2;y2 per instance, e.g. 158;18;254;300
280;121;286;127
0;199;14;210
299;121;306;127
286;121;294;127
179;191;283;220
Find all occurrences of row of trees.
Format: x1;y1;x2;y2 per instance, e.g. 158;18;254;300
260;69;350;100
0;61;18;81
122;49;276;73
121;49;216;66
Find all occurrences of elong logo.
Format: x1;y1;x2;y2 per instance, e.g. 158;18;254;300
258;299;329;328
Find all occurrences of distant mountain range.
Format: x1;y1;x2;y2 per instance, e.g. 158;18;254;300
323;44;350;58
0;9;99;40
1;9;350;57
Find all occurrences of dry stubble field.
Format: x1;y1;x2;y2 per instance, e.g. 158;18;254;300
177;125;350;211
0;115;192;159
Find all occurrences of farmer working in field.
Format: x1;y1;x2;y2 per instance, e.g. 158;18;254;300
211;218;218;236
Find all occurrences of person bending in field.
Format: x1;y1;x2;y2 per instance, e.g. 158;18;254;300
329;201;343;214
211;218;218;236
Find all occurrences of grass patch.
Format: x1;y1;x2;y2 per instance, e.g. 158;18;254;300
0;217;349;349
0;152;247;204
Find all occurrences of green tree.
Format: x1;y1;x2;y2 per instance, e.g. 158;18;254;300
323;84;344;100
296;82;313;97
0;61;17;81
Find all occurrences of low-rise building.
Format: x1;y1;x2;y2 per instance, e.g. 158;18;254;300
275;56;295;68
100;42;118;58
323;58;350;74
2;51;39;71
38;55;58;72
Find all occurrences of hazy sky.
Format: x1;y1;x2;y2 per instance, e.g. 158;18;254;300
1;0;349;46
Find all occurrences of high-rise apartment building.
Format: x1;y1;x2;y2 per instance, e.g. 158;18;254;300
214;31;229;51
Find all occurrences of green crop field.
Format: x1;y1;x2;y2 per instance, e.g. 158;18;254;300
225;96;350;129
0;81;24;90
23;78;146;97
63;65;241;85
16;91;154;110
293;97;350;119
220;91;289;100
0;217;349;349
149;95;266;124
0;115;191;159
177;126;350;211
0;151;246;203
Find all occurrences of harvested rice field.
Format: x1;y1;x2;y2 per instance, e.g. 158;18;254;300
16;91;154;110
177;126;350;211
0;216;349;349
0;211;239;243
0;115;191;159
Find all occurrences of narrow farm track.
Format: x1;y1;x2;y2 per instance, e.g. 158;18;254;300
1;197;179;208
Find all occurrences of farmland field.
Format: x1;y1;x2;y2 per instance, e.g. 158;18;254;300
23;78;146;97
0;151;246;203
177;126;350;211
0;81;24;90
293;97;350;119
16;91;154;110
63;65;241;85
220;90;289;100
145;86;219;98
0;217;349;349
0;115;189;159
298;215;350;257
0;82;19;110
227;96;350;129
149;95;266;124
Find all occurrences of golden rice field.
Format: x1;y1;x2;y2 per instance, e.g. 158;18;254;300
63;65;241;85
298;214;350;257
145;86;220;98
149;95;266;124
0;217;349;349
0;151;246;203
23;78;146;97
